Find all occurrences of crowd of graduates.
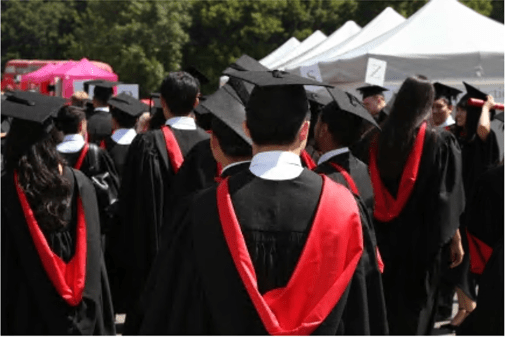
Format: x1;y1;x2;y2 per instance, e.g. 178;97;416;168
1;54;503;335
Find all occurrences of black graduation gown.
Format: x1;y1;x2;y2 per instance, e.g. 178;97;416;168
373;129;464;335
167;139;218;208
113;126;209;314
87;109;112;145
58;143;119;234
314;151;374;215
124;169;369;335
1;167;116;335
314;152;388;335
102;136;131;180
456;165;504;335
59;143;118;182
441;130;501;300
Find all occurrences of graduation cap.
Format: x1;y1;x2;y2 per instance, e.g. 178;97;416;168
494;112;504;123
224;54;268;73
93;81;120;102
108;93;148;118
357;85;388;100
1;91;66;131
223;70;333;122
200;84;252;145
183;66;209;86
307;91;333;107
327;87;380;129
433;82;462;104
463;82;488;101
84;79;120;94
224;69;332;88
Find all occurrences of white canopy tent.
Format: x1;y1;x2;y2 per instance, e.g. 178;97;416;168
279;21;362;70
294;0;504;86
268;30;327;70
259;37;301;69
288;8;405;69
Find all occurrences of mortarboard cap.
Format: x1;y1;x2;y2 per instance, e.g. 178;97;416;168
2;91;66;130
200;84;252;145
357;85;388;100
224;69;332;123
327;87;379;129
494;112;504;123
84;79;120;94
463;82;488;101
224;69;333;88
225;54;268;73
307;91;333;107
108;93;148;118
433;82;462;104
184;66;209;86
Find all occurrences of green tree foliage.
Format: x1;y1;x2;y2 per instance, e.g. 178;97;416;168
490;0;504;23
1;0;78;70
1;0;502;97
68;1;192;97
184;0;357;94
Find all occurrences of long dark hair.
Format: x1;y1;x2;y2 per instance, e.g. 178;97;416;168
377;76;435;180
455;93;482;143
4;119;71;232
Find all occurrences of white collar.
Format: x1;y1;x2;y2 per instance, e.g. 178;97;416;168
221;160;251;176
317;147;350;165
249;151;303;181
57;134;85;153
94;106;109;113
438;115;455;128
111;128;137;145
165;116;197;130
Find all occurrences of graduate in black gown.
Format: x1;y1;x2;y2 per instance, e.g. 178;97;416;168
55;105;120;237
440;84;501;330
457;164;504;335
368;76;465;335
86;81;119;145
1;91;115;335
350;85;390;164
167;79;253;212
357;85;389;124
431;82;464;323
116;71;209;315
124;70;371;335
313;87;388;334
104;93;148;179
431;82;462;133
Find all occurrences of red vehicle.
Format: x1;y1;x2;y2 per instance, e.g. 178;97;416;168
2;59;113;93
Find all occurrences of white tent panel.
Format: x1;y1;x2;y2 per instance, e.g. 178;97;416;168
314;0;504;84
259;37;301;69
288;7;405;70
269;30;327;69
282;21;362;69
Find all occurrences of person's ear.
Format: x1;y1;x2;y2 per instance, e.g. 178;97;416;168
242;121;251;139
299;120;310;142
193;94;200;108
78;119;87;133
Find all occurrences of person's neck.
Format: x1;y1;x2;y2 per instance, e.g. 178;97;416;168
220;156;251;170
164;111;192;121
252;143;301;156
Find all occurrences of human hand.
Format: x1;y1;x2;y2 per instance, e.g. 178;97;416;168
483;95;496;111
449;231;464;268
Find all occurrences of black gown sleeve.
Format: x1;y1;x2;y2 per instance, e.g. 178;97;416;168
123;198;212;335
436;131;466;246
341;196;389;335
113;133;168;311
